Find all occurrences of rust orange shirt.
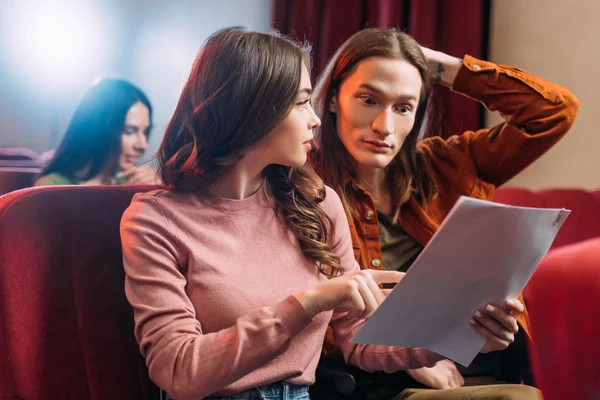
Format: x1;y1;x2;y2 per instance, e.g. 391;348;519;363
324;55;579;355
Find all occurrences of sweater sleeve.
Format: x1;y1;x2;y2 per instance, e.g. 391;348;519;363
34;173;73;186
120;193;312;400
322;187;444;373
423;55;579;187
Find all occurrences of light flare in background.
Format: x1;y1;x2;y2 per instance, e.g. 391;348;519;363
3;1;112;93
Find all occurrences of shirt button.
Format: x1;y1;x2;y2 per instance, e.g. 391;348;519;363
371;258;381;267
364;210;374;220
472;64;482;71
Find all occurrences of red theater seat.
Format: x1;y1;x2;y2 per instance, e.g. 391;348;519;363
526;238;600;400
0;185;159;399
537;189;600;248
0;185;597;399
494;188;600;397
0;147;41;168
0;167;41;196
493;187;600;249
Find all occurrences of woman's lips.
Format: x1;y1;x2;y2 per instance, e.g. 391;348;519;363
303;140;313;151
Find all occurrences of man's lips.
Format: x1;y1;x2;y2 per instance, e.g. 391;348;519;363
362;139;391;148
361;139;393;155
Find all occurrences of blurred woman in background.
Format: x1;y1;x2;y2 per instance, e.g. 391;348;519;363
35;78;161;186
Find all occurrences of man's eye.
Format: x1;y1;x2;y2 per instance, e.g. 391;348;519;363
360;96;376;105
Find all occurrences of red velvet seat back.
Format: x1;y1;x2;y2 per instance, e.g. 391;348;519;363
0;168;41;196
0;147;39;161
493;187;600;248
0;185;160;399
526;238;600;400
494;188;600;397
0;147;41;168
537;189;600;248
594;189;600;209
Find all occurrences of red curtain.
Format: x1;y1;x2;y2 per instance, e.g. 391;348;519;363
273;0;490;137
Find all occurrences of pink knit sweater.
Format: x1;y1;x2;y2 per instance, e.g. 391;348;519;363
120;185;442;399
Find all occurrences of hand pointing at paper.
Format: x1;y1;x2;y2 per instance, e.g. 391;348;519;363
297;269;405;320
471;298;524;354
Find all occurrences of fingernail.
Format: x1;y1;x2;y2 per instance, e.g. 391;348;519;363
474;310;482;318
469;318;476;325
506;299;515;306
486;305;495;312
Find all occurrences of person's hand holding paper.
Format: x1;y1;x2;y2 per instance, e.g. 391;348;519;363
352;196;570;366
471;298;523;354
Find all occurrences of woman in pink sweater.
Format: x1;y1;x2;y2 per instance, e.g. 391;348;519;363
120;27;522;400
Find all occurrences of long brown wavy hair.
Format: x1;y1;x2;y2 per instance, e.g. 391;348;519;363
312;28;438;224
158;27;342;278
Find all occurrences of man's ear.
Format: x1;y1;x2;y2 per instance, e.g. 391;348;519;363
329;92;338;113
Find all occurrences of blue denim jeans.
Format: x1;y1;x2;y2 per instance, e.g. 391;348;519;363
164;381;310;400
206;382;309;400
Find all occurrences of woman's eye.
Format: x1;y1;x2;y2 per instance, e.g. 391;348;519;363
297;99;311;106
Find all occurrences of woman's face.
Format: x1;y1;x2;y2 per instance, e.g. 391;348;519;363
253;64;321;168
119;101;150;172
332;56;422;170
